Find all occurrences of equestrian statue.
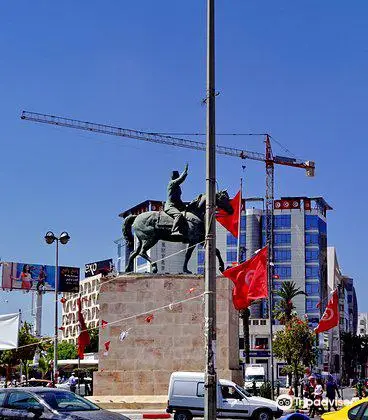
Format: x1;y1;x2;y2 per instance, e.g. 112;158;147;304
123;164;234;274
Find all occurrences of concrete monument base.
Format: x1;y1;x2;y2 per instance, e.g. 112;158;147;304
94;274;242;396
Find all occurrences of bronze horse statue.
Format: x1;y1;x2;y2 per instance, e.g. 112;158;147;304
123;190;233;274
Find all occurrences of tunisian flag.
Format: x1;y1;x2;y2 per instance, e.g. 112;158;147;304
314;289;339;334
77;297;90;360
216;191;241;237
222;246;268;310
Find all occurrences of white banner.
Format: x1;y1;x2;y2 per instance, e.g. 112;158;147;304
0;312;20;350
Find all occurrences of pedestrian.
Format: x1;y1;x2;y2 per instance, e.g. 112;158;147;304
314;378;325;415
308;376;317;418
326;375;340;411
68;372;77;393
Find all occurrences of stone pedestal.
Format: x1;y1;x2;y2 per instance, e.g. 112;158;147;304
94;274;242;396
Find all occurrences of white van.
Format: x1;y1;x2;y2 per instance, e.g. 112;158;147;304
244;365;266;391
166;372;282;420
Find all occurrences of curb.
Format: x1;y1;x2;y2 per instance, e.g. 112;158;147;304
143;414;171;419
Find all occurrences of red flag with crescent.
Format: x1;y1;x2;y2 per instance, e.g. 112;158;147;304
314;289;339;334
222;246;268;310
216;191;241;237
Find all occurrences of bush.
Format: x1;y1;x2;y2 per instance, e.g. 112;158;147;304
260;381;272;399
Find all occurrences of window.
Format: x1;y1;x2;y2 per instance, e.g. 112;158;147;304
305;250;319;261
7;391;40;409
274;233;291;245
306;283;320;295
274;249;291;262
305;233;319;245
0;391;5;407
255;337;268;349
260;320;266;325
306;266;319;279
227;251;237;264
240;216;246;229
198;251;205;265
348;404;364;420
197;382;205;397
274;266;291;279
253;320;259;325
305;215;318;230
227;234;237;246
274;215;291;229
306;298;319;313
137;256;147;266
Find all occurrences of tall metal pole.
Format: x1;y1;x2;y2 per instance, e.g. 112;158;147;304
204;0;217;418
265;135;275;399
53;239;59;384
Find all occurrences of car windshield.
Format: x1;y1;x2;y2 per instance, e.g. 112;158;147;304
37;390;100;412
235;385;252;398
245;375;264;381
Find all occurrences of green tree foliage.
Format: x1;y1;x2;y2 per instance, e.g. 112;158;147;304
84;329;98;353
0;321;39;383
274;281;306;324
341;332;368;380
273;317;316;396
47;341;77;360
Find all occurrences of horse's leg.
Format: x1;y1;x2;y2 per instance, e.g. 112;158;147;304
140;239;159;274
183;242;196;274
125;239;143;272
216;248;225;273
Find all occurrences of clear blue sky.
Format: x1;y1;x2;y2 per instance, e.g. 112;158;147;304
0;1;367;335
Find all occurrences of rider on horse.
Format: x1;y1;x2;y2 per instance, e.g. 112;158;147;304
164;163;188;235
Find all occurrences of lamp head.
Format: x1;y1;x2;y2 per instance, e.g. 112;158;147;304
45;231;56;245
59;232;70;245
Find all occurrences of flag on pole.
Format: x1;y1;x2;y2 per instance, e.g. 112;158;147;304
77;297;90;359
314;289;339;334
216;191;241;237
222;246;268;310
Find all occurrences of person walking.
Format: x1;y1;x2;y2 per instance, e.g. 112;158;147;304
326;374;341;411
68;372;77;393
314;378;325;415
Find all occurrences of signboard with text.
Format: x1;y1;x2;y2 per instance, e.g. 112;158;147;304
84;259;113;278
58;266;80;293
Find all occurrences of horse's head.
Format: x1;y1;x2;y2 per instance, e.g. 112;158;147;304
216;190;234;214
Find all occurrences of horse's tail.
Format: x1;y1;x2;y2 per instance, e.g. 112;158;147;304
122;214;137;248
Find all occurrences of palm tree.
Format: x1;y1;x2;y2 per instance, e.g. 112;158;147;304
274;281;306;388
274;281;306;324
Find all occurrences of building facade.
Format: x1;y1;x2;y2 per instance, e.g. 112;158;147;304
358;313;368;336
61;274;101;343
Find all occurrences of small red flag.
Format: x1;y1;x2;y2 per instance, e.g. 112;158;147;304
145;314;154;323
101;319;108;329
77;297;90;360
222;246;268;310
60;297;66;304
216;191;241;237
314;290;339;334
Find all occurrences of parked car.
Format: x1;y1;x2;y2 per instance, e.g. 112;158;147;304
17;379;54;388
167;371;283;420
322;396;368;420
0;387;130;419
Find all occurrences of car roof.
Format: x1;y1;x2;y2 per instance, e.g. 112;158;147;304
0;387;72;393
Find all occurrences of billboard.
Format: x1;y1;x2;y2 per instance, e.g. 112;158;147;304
2;262;56;292
59;266;80;293
2;262;80;293
85;258;113;278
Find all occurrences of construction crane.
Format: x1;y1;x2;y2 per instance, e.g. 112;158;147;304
20;109;315;247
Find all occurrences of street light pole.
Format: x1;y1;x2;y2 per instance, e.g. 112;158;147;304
204;0;217;419
54;238;59;384
45;231;70;385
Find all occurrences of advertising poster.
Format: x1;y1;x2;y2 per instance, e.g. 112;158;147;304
84;258;113;278
2;262;56;292
58;266;80;293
